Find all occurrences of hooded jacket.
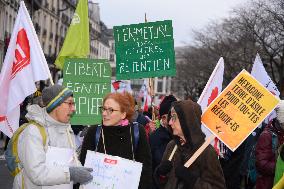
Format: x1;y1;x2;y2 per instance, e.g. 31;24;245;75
13;105;76;189
155;100;226;189
255;119;284;189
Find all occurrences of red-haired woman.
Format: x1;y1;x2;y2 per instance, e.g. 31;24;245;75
80;92;152;189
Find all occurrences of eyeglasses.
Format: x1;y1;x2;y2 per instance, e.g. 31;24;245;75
170;114;177;122
62;101;75;107
99;106;119;115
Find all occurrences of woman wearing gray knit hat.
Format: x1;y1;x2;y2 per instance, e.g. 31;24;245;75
9;84;93;189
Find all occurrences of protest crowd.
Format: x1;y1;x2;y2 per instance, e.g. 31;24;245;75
2;82;284;189
1;1;284;189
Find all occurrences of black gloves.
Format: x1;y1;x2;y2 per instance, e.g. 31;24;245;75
156;160;173;176
175;165;200;188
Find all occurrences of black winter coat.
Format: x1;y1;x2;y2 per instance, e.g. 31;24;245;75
80;123;152;189
149;126;172;171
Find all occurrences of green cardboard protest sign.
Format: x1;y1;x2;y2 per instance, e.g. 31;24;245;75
63;58;111;125
114;20;176;79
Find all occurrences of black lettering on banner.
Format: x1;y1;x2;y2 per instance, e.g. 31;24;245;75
224;91;240;105
230;121;239;131
210;74;268;133
237;77;264;101
210;105;233;126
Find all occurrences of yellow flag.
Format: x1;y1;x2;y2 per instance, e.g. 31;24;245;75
55;0;89;70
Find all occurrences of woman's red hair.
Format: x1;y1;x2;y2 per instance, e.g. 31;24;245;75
103;92;135;121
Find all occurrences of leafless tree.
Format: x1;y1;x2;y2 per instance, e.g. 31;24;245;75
233;0;284;94
173;0;284;98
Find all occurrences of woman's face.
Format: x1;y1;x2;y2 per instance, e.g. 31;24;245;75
169;108;186;144
101;98;126;126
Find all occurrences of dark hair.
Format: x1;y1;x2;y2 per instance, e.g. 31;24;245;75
103;92;135;121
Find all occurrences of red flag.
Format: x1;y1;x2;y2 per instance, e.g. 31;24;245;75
0;1;51;137
143;96;149;112
111;80;133;94
112;81;121;91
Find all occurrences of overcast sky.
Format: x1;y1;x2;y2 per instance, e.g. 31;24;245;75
93;0;249;47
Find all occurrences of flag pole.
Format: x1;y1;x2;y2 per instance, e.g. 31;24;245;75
184;135;215;167
168;145;177;161
144;13;156;121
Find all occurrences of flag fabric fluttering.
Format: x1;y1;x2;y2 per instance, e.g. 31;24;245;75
111;80;133;94
197;57;224;155
0;1;51;138
139;79;151;112
251;54;280;123
55;0;89;70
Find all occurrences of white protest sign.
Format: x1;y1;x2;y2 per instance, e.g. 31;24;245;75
43;146;75;189
84;150;142;189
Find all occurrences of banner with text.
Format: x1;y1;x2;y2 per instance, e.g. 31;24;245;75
63;58;111;125
114;20;176;79
84;150;142;189
202;70;279;151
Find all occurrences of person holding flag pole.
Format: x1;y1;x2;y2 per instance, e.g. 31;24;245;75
1;1;93;188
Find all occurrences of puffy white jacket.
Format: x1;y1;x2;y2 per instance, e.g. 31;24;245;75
13;105;77;189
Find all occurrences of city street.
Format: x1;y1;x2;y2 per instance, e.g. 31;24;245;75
0;139;13;189
0;1;283;189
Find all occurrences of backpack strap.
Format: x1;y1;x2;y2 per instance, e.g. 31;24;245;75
133;122;139;151
10;120;46;176
10;123;30;176
29;120;47;146
95;125;102;151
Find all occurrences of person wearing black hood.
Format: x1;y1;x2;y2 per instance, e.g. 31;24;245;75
154;99;226;189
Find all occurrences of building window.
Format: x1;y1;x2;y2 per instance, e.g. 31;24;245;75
50;33;53;41
112;67;115;77
9;15;12;32
110;54;114;61
157;81;163;93
45;1;49;9
43;29;47;37
50;19;53;33
35;23;41;34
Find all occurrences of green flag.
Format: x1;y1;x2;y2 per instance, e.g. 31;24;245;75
55;0;89;70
